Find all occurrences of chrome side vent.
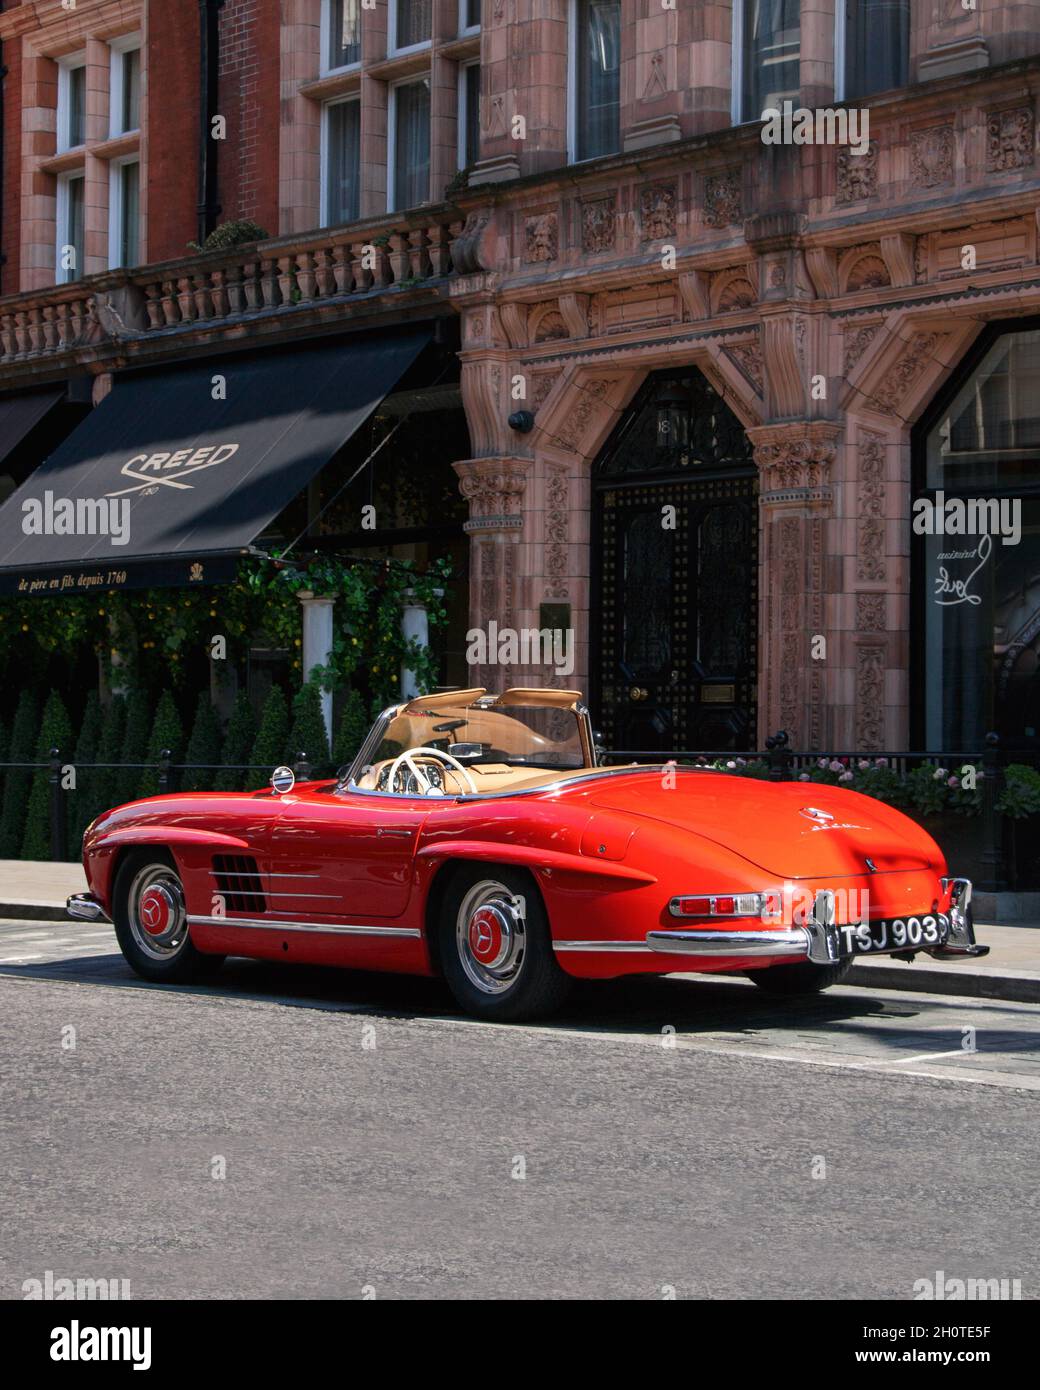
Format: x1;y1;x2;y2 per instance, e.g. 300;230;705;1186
212;855;267;914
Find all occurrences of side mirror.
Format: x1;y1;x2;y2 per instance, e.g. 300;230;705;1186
271;765;296;795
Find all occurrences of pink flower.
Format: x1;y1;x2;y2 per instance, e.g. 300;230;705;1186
934;767;947;781
839;771;853;783
875;757;888;768
798;772;810;781
948;775;960;788
817;757;829;769
829;760;844;773
858;759;870;770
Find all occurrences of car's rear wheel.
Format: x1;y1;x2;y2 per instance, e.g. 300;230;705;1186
439;865;571;1021
113;848;224;983
747;956;855;994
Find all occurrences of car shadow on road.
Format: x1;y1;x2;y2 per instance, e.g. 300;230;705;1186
5;950;1036;1065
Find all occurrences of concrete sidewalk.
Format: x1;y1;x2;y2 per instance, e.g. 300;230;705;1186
1;859;1037;1003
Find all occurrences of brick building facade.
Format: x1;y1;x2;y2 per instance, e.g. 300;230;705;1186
1;1;1039;756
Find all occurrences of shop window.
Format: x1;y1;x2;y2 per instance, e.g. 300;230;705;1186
322;98;361;225
389;78;431;211
918;328;1040;752
571;0;621;162
736;1;801;123
838;1;909;100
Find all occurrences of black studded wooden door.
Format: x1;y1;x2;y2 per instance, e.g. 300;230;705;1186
591;369;758;754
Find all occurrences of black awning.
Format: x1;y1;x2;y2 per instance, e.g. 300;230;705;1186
0;328;429;596
0;389;66;472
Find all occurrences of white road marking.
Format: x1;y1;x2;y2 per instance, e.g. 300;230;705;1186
0;932;1035;1092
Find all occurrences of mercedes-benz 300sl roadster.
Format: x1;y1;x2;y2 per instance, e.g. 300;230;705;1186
67;688;987;1020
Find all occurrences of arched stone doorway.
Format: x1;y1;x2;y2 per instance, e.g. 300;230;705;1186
590;367;758;753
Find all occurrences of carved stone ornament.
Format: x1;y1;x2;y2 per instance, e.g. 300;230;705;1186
703;169;742;229
855;592;886;632
524;213;558;264
910;126;955;188
530;374;556;412
836;142;878;203
845;254;891;292
714;272;757;313
986;107;1036;172
723;340;764;395
451;212;492;274
639;183;677;241
751;425;840;504
856;430;887;583
456;460;529;520
532;308;568;342
843;323;881;374
544;465;571;599
867;332;941;416
548;379;612;454
581;196;616;253
855;645;886;751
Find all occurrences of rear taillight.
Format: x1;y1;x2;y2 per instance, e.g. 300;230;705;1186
668;892;769;919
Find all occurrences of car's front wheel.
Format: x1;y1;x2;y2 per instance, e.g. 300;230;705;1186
113;848;224;983
747;956;855;994
439;865;572;1021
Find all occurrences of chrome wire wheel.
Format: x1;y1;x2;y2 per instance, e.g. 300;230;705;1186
126;862;189;963
455;879;527;995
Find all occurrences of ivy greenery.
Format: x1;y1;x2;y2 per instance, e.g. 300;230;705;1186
0;552;453;712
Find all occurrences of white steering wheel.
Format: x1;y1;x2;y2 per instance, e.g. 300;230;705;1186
387;746;479;796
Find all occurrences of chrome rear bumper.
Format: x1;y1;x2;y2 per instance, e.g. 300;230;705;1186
645;926;818;959
66;892;106;922
646;878;987;963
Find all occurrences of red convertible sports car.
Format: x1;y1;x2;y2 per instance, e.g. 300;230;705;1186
67;687;986;1020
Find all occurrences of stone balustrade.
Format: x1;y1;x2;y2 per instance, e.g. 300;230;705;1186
0;204;463;372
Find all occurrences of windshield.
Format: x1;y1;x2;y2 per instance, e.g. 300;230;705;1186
358;703;586;777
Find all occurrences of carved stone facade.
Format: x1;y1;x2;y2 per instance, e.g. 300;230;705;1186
3;1;1040;755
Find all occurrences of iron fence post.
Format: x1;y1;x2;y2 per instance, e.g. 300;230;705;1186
158;748;172;795
294;751;311;781
766;730;791;782
48;746;67;862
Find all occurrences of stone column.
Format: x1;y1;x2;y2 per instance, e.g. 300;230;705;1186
297;590;336;745
470;3;567;181
453;457;532;690
750;422;841;751
84;38;111;277
399;588;443;700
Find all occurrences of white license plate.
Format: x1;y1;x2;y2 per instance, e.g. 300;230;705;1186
839;913;950;956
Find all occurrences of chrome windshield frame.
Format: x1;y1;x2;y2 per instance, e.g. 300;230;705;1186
342;696;599;796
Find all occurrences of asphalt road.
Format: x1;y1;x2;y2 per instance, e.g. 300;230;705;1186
1;917;1038;1300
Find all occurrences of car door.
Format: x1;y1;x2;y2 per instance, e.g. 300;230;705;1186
269;787;428;920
